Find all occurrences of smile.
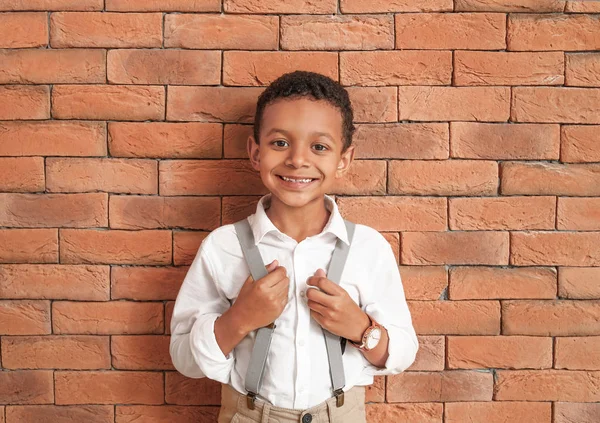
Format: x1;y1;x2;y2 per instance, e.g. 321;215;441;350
278;175;316;183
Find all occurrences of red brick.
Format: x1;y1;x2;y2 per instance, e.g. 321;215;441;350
225;0;336;13
512;87;600;124
565;1;600;12
354;123;448;159
109;196;220;230
112;335;173;370
0;300;50;335
559;267;600;299
330;160;386;195
223;51;338;86
399;266;447;301
387;371;493;402
503;300;600;336
223;124;253;159
558;198;600;230
106;0;220;11
556;337;600;370
0;193;108;228
382;233;400;263
108;50;220;85
447;336;552;369
446;402;552;423
408;335;445;371
0;370;53;404
114;405;220;421
165;301;174;334
0;85;49;120
555;403;600;423
347;87;398;123
281;15;394;50
502;162;600;196
366;376;385;403
366;403;443;423
111;266;187;301
0;12;47;48
6;405;113;423
0;0;103;10
398;87;510;121
508;14;600;51
396;13;506;49
456;0;564;12
562;125;600;163
2;336;110;369
0;264;109;300
566;53;600;87
455;51;563;85
160;160;266;196
50;12;162;48
173;231;209;266
0;49;105;84
55;371;163;404
60;229;171;265
46;158;158;194
409;300;500;335
341;0;451;12
495;370;600;401
450;122;560;160
340;51;451;86
167;86;261;123
337;196;446;232
0;157;45;192
52;85;164;121
0;121;106;156
389;160;498;196
165;14;278;50
222;196;261;224
165;371;221;405
512;232;600;266
0;229;57;264
449;196;556;230
402;231;509;265
108;122;221;159
449;266;557;300
53;301;164;334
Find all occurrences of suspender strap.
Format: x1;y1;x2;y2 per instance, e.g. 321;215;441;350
233;218;356;409
323;219;356;407
233;220;274;410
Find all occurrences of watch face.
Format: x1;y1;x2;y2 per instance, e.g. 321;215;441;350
366;327;382;350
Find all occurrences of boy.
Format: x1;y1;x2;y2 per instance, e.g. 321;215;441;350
170;71;418;422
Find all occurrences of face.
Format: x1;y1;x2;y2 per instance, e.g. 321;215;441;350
248;97;355;211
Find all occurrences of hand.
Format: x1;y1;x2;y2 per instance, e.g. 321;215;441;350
231;260;290;333
306;269;370;343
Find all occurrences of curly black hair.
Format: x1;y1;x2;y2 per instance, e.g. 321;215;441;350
253;71;355;151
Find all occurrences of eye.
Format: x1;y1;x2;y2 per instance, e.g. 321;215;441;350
313;144;328;152
272;140;289;148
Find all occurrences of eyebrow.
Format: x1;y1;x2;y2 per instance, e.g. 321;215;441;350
265;128;335;142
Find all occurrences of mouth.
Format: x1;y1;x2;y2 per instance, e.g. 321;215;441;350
277;175;318;186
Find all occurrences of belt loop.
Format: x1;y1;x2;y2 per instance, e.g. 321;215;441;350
261;402;271;423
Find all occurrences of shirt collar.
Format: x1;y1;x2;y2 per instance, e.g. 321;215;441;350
248;194;349;246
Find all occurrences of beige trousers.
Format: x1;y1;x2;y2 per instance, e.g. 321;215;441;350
218;383;367;423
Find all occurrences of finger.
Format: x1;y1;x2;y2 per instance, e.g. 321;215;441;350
259;266;287;287
265;259;278;272
314;268;327;278
307;298;328;316
306;276;343;296
306;286;335;308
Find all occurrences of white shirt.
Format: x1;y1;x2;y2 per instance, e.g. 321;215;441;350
170;194;418;410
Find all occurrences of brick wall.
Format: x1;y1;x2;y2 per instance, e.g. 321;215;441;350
1;1;599;422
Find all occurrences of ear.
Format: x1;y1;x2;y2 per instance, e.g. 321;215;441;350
335;145;355;178
247;135;260;171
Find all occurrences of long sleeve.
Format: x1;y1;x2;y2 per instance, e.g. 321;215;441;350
361;242;419;376
169;239;235;383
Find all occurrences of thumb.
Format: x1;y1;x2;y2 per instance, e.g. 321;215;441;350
315;268;327;278
265;259;279;273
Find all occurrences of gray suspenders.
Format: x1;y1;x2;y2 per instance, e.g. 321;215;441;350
233;218;356;410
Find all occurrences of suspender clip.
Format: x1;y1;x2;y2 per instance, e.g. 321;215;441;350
334;388;344;407
246;392;257;410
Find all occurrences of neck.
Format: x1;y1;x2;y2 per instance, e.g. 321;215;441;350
265;196;331;243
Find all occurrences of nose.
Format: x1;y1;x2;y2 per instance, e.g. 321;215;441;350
285;145;309;168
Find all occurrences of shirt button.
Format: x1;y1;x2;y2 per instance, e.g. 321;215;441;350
300;290;306;297
302;414;313;423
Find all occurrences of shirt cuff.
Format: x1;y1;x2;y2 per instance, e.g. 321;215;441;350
362;321;419;376
189;313;235;382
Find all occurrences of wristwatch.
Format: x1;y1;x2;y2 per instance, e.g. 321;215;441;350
349;315;383;351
